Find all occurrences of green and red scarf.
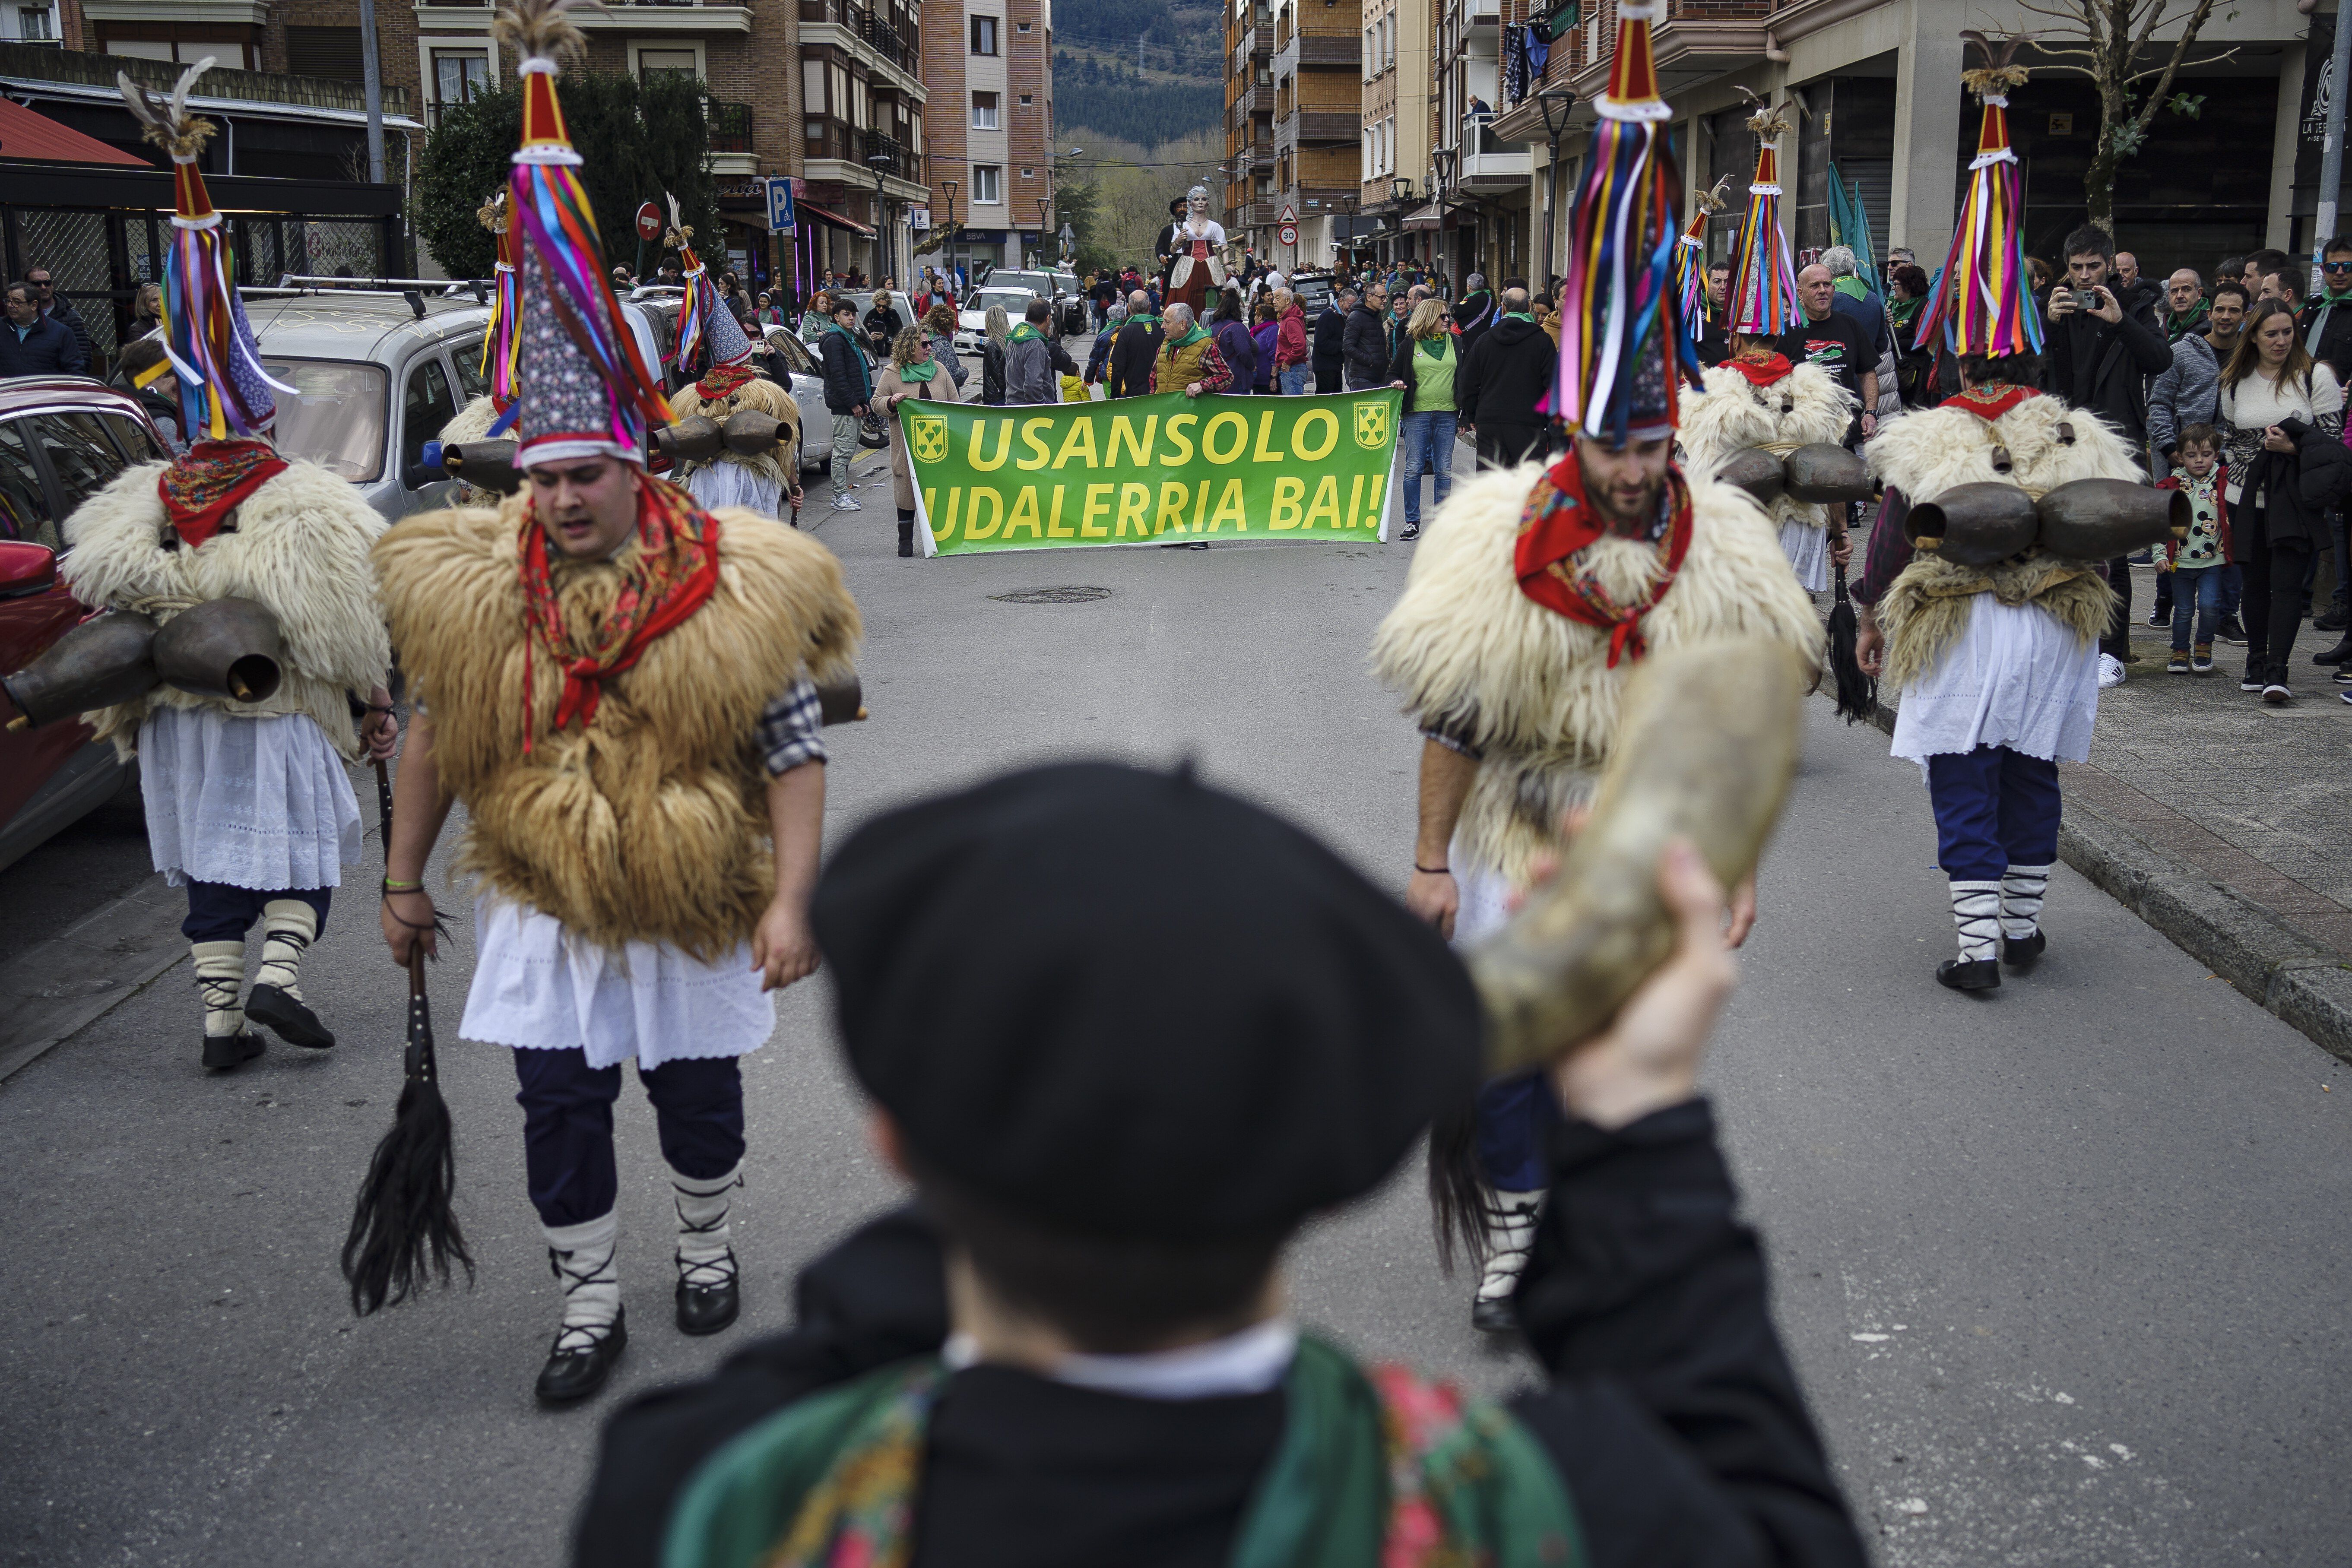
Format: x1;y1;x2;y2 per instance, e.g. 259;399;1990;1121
660;1337;1585;1568
517;474;720;749
1515;455;1694;667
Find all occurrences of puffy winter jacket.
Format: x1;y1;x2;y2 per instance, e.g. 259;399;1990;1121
1341;304;1389;390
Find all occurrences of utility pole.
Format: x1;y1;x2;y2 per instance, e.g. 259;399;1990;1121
2315;2;2352;294
356;0;385;184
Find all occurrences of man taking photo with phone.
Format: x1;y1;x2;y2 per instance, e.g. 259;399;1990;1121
2043;224;2174;684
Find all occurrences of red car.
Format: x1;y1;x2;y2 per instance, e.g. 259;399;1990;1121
0;377;171;872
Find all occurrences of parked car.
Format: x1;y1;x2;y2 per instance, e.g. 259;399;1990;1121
1288;271;1338;321
241;289;493;522
758;329;836;476
0;377;169;871
954;286;1046;356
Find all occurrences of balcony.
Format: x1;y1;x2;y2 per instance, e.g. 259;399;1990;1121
1291;34;1359;69
1295;109;1356;143
1232;200;1277;230
415;0;753;34
1455;111;1529;185
706;99;755;175
803;119;929;201
0;37;409;116
1234;26;1269;66
1465;0;1499;20
799;0;924;93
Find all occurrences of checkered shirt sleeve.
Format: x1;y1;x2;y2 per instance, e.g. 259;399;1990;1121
756;678;828;777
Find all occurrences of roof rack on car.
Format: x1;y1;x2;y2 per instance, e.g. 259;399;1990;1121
252;276;494;317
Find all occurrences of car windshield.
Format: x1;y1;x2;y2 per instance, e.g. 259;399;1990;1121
970;291;1032;316
765;331;818;376
260;358;387;481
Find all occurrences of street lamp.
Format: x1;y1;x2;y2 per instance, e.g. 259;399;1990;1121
940;177;959;260
1037;197;1052;266
1535;89;1576;296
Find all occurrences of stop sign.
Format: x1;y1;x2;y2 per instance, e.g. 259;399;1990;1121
636;202;662;241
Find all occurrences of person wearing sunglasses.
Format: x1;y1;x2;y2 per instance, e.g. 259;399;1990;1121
22;268;95;375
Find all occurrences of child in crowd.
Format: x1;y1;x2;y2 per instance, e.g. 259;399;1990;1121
2155;424;2231;675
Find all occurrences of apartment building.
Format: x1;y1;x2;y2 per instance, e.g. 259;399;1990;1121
1355;0;1428;269
1419;0;1528;284
917;0;1055;276
1483;0;2311;296
799;0;930;283
1263;0;1360;269
1224;0;1273;252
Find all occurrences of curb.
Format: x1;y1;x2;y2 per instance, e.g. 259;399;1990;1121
1863;698;2352;1064
0;870;186;1083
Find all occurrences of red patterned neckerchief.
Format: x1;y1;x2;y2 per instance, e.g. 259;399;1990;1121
1944;380;2031;421
696;360;758;400
158;439;288;549
1514;456;1695;667
517;475;722;751
1726;351;1794;388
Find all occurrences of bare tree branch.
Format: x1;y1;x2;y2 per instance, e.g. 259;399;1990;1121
2127;0;2224;137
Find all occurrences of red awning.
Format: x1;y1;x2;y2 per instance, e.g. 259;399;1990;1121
796;201;875;238
0;98;149;167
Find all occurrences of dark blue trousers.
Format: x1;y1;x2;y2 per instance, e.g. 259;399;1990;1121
1475;1071;1562;1192
181;881;330;944
1924;745;2061;884
511;1048;745;1227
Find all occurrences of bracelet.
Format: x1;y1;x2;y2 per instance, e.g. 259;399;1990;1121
1414;862;1449;875
382;878;424;893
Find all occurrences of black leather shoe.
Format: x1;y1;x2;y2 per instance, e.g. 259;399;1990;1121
2315;607;2349;633
2313;639;2352;666
244;984;335;1049
2002;930;2046;967
1471;1295;1517;1334
200;1031;265;1070
1936;957;2001;992
536;1308;627;1406
676;1258;740;1337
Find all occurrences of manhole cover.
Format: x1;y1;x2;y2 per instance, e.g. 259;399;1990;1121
989;586;1112;604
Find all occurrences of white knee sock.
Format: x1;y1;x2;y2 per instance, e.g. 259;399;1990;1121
1474;1189;1545;1304
543;1210;620;1351
254;900;317;1000
2000;865;2051;940
1950;881;2003;963
192;941;246;1037
672;1162;742;1286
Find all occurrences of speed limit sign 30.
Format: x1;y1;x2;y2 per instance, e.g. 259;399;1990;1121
1279;223;1297;247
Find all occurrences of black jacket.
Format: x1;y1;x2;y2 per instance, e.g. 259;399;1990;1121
1460;315;1557;430
980;339;1008;406
818;328;871;414
1454;289;1496;355
2041;283;2171;445
574;1101;1867;1568
0;313;87;377
1341;304;1389;390
1310;306;1347;370
1107;320;1162;399
2235;415;2352;549
2296;297;2352;386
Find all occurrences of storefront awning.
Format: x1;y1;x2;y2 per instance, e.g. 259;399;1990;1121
0;97;146;166
796;202;875;238
1401;203;1448;232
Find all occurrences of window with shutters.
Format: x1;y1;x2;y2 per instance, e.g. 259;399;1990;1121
286;25;363;82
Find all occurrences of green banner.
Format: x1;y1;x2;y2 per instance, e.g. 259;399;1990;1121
903;389;1404;555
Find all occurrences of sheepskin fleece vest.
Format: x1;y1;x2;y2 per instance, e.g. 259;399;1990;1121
1372;462;1821;885
59;456;390;761
668;376;803;497
373;494;861;959
1877;554;2117;692
1678;360;1855;535
1866;392;2142;690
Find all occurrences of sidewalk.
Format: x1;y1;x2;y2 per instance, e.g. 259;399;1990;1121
1875;559;2352;1059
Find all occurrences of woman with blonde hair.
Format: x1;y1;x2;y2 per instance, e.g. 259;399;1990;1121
874;321;963;556
1382;297;1460;542
981;303;1011;406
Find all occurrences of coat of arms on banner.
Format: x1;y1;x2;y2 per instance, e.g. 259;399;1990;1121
910;413;951;464
1354;400;1390;450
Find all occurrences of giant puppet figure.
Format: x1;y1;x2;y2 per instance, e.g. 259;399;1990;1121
1372;0;1819;1332
1163;185;1230;317
372;0;862;1406
50;60;396;1072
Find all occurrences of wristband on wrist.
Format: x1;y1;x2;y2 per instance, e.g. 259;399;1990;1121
1414;862;1449;875
382;879;424;893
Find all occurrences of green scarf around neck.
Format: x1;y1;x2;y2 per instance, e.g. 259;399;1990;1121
659;1337;1585;1568
1417;334;1453;361
1832;274;1870;301
1889;293;1924;336
1166;321;1208;349
900;354;944;384
1007;322;1043;344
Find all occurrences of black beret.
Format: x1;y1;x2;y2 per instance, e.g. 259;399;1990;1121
812;762;1482;1241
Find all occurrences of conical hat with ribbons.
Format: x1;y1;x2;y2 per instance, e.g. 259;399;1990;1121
1912;32;2044;360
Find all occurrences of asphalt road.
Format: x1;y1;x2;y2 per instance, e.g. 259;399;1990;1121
3;456;2350;1567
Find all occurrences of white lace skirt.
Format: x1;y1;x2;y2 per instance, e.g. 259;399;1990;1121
1891;596;2101;776
139;706;362;890
683;460;786;519
1778;516;1830;594
458;896;776;1070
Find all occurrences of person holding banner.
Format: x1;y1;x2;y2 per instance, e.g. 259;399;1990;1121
1372;0;1818;1332
875;322;963;558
